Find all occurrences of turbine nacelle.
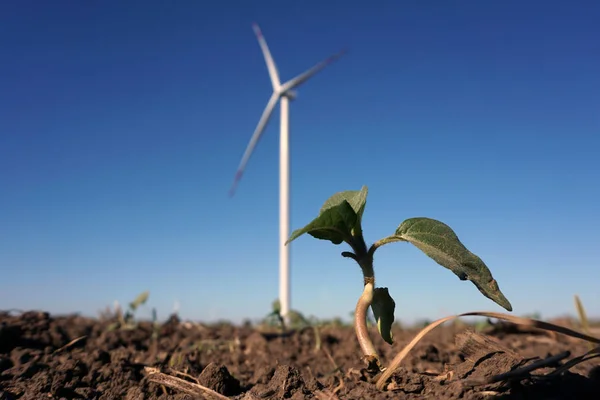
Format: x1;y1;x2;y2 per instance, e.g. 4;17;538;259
280;89;297;100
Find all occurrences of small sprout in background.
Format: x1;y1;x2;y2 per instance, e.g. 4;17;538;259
106;291;151;331
122;290;150;329
151;307;159;341
168;352;185;369
130;291;150;310
473;318;492;332
286;186;512;372
261;300;322;352
241;319;253;329
104;301;124;331
148;307;160;361
306;315;322;353
523;311;542;320
574;294;594;350
194;338;239;355
264;299;311;331
264;299;287;332
125;290;149;320
416;319;433;329
287;309;308;329
114;300;123;325
286;310;322;353
574;295;590;334
97;303;117;322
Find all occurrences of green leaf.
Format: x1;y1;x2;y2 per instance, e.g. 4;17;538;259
395;218;512;312
129;291;149;311
272;299;281;314
106;322;119;332
320;186;368;237
286;199;357;246
371;287;396;344
287;310;309;328
286;186;369;247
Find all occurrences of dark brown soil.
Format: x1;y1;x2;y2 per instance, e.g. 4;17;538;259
0;310;598;399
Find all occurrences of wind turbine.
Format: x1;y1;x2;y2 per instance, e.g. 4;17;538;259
229;23;345;319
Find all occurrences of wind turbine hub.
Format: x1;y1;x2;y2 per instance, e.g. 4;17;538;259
282;90;297;100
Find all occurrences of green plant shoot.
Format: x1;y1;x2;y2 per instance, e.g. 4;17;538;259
286;186;512;370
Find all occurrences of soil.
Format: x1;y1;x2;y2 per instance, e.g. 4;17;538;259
0;310;598;399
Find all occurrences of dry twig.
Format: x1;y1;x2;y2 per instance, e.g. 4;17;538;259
53;335;87;355
144;366;229;400
376;311;600;390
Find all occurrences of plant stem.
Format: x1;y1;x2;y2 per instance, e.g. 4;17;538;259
353;234;368;256
354;279;377;357
353;255;382;371
358;256;374;284
368;235;405;259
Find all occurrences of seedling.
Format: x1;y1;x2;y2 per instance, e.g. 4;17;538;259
151;307;160;341
286;186;512;370
265;299;287;332
107;291;150;331
262;300;322;351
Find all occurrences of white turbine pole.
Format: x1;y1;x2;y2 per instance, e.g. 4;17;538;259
229;23;345;322
279;95;290;319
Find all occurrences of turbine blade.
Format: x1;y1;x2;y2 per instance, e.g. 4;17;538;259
253;23;281;91
229;92;280;197
281;49;347;93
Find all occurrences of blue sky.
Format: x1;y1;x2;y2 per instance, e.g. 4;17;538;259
1;1;599;324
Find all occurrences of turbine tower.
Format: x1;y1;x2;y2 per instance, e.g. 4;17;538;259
229;23;345;319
